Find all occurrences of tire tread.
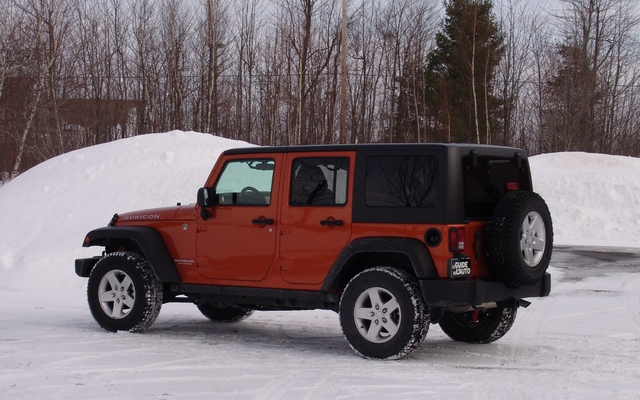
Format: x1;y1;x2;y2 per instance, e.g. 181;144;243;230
339;267;429;360
87;252;162;333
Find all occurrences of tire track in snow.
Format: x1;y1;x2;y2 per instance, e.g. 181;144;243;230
253;369;303;400
301;376;347;400
457;292;557;378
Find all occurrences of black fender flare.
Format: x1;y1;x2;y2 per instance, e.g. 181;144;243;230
81;226;181;283
321;237;437;292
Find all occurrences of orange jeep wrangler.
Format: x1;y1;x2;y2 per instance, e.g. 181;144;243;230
76;144;552;359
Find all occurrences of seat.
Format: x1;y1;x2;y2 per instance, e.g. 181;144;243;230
291;164;334;205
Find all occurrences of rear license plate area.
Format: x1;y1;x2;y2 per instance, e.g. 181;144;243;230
448;257;471;278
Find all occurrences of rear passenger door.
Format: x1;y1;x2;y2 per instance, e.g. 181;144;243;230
278;152;354;285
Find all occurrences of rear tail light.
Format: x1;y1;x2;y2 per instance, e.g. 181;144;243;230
449;227;466;252
506;182;519;191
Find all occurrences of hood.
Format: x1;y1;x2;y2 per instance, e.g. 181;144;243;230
116;205;197;224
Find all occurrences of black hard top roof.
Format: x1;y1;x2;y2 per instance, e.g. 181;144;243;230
223;143;526;156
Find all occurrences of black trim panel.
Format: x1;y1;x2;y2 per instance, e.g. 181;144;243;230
179;284;340;311
75;256;101;277
420;272;551;307
82;226;181;283
321;237;438;291
178;273;550;312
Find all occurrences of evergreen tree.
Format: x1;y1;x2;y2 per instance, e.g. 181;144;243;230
421;0;504;144
541;42;599;152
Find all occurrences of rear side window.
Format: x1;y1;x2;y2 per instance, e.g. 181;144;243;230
365;156;439;207
290;157;349;206
463;156;531;218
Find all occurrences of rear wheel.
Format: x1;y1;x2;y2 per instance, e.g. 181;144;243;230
438;307;517;343
197;303;254;323
87;252;162;332
339;267;429;360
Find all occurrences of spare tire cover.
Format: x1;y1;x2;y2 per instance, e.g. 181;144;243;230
487;191;553;288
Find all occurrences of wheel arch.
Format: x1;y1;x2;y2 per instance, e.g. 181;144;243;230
322;237;437;292
81;226;181;283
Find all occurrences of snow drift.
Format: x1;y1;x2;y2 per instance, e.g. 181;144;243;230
530;152;640;248
0;131;252;290
0;132;638;291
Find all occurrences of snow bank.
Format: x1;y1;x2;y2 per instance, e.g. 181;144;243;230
0;131;252;290
1;135;639;292
530;152;640;248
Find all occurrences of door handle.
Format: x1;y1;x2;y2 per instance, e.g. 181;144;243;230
252;218;274;225
320;219;344;227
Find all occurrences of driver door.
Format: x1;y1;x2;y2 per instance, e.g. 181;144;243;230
196;154;282;281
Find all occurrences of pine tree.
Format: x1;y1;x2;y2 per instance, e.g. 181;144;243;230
422;0;504;144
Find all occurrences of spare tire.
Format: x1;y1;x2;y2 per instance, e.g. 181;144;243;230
487;191;553;288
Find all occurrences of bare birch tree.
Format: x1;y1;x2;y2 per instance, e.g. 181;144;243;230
10;0;53;178
278;0;341;145
494;0;545;149
132;0;160;133
0;0;22;179
541;0;640;154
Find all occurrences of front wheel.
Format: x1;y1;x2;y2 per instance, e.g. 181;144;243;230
438;307;517;344
339;267;429;360
87;252;162;333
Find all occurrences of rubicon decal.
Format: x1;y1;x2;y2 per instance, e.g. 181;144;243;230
121;214;161;220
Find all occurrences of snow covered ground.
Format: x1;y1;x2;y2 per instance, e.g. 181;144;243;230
1;131;639;399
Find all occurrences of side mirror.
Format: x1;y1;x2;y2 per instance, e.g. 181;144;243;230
197;187;213;220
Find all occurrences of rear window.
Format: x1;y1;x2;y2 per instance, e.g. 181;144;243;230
463;156;531;218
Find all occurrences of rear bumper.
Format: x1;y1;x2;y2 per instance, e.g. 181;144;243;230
420;272;551;307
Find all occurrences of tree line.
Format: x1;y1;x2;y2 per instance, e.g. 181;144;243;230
1;0;639;181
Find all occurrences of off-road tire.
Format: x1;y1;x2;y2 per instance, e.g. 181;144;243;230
87;252;162;333
197;303;254;323
487;191;553;288
439;307;517;343
339;267;429;360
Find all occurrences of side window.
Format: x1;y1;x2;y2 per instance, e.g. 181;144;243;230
214;159;275;205
290;157;349;206
365;156;438;207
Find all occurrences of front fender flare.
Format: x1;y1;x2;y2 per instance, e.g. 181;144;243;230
82;226;181;283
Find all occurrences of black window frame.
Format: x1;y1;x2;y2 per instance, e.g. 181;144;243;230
353;149;446;224
212;158;276;206
462;155;532;219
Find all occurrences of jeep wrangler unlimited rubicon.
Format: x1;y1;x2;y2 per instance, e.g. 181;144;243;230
76;143;552;360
